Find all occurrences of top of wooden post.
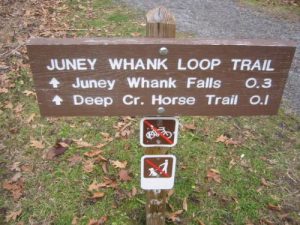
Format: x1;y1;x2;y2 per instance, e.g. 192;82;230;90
146;6;176;38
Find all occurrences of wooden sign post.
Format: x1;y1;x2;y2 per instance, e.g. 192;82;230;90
26;6;296;225
144;7;175;225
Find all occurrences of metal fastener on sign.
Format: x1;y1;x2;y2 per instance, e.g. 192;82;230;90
157;107;165;114
159;47;168;55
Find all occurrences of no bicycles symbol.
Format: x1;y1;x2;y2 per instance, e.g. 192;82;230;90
140;117;179;147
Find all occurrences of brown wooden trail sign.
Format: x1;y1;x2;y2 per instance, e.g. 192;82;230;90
26;5;296;225
27;38;295;117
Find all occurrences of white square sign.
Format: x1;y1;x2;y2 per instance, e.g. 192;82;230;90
141;155;176;190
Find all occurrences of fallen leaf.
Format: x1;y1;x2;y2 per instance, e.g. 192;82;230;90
260;218;274;225
0;88;8;93
88;181;103;192
183;197;188;211
30;138;45;149
68;155;83;166
14;104;24;114
94;143;107;149
23;90;36;97
26;113;36;124
84;149;103;158
130;187;137;198
6;209;22;222
118;169;132;182
44;139;72;159
3;179;24;201
100;132;110;138
216;134;228;143
71;216;78;225
261;178;269;187
11;172;22;182
130;32;141;37
91;192;105;199
111;160;127;169
20;164;33;173
167;210;183;222
83;160;94;173
184;123;196;131
267;203;281;212
216;134;240;146
206;169;221;183
74;139;93;148
87;216;108;225
88;178;118;192
101;162;109;174
245;219;254;225
197;219;206;225
167;189;175;199
10;162;21;172
94;155;108;162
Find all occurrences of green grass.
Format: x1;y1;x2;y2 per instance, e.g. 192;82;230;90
1;0;300;224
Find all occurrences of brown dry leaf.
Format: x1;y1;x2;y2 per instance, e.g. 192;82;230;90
88;180;103;192
261;178;270;187
94;155;108;163
260;218;275;225
88;219;99;225
87;216;108;225
216;134;228;143
100;132;110;138
68;155;83;166
197;219;206;225
111;160;127;169
71;216;78;225
91;192;105;199
3;179;24;201
184;123;196;131
30;138;45;149
88;178;117;192
74;139;93;148
167;210;183;223
44;139;72;160
216;134;240;146
130;32;141;37
0;88;8;93
23;90;36;97
6;209;22;222
26;113;36;124
246;219;254;225
101;162;109;174
131;187;137;197
21;164;33;173
167;189;175;199
183;197;188;211
94;143;107;149
267;203;281;212
84;149;103;158
118;169;132;182
14;104;24;114
11;172;22;182
83;160;94;173
4;101;13;109
10;162;21;172
206;169;221;183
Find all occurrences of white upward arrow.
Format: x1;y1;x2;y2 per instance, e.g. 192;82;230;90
49;78;60;88
52;95;63;105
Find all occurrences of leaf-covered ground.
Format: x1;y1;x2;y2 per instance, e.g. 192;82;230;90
1;0;300;224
